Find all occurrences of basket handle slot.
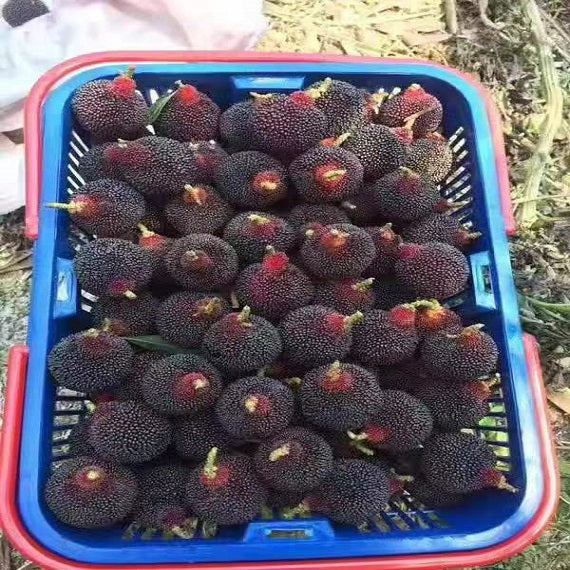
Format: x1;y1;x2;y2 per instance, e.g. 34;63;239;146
470;250;496;312
53;257;78;319
242;519;335;542
231;75;305;96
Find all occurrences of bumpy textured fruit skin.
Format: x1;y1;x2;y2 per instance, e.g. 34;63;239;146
364;225;402;277
369;168;441;222
341;187;383;226
188;140;228;182
279;305;360;367
201;308;282;375
138;462;190;502
415;380;490;431
414;300;463;339
395;242;470;300
407;478;464;508
352;307;419;366
77;143;122;182
44;457;138;529
219;101;255;151
234;252;315;321
421;432;502;493
377;84;443;138
405;133;453;183
306;459;390;525
153;83;220;142
2;0;49;27
72;72;149;142
421;326;499;382
300;362;382;431
141;354;223;416
156;292;230;348
74;238;154;297
374;359;429;393
48;330;133;393
223;212;296;263
215;377;294;441
165;184;233;235
300;223;376;279
88;401;172;464
402;213;479;250
185;452;267;525
373;276;417;310
214;151;288;209
250;92;328;158
254;427;333;492
165;234;239;291
308;78;369;136
105;137;199;199
289;146;363;203
343;124;407;179
91;291;158;336
112;351;165;402
51;179;146;238
287;203;350;242
133;499;190;533
174;413;238;461
267;490;306;509
354;390;433;452
67;417;96;457
315;278;376;314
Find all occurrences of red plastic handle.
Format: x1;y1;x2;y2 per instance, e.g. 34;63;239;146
0;335;558;570
24;51;515;240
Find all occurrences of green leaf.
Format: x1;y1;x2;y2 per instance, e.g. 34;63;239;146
560;460;570;479
148;90;177;124
125;335;194;354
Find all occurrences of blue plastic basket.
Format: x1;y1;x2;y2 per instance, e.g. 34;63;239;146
13;55;552;567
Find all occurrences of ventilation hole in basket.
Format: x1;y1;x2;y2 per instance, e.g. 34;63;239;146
55;399;84;412
68;166;85;186
52;429;71;442
454;150;469;164
68;178;82;192
81;302;94;313
444;165;468;187
71;131;89;153
450;137;467;153
69;140;85;158
424;511;449;528
447;126;464;145
68;152;80;168
147;88;161;104
51;444;73;458
371;516;391;533
385;513;411;531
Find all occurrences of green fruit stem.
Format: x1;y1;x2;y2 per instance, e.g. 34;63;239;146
343;311;364;331
269;443;291;462
203;447;219;479
353;278;375;292
46;201;84;214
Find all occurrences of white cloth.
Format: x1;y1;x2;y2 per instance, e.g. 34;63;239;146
0;0;266;213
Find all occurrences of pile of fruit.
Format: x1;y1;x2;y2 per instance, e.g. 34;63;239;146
43;68;512;538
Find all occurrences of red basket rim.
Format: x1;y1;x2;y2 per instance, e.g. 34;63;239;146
23;50;516;241
0;334;558;570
